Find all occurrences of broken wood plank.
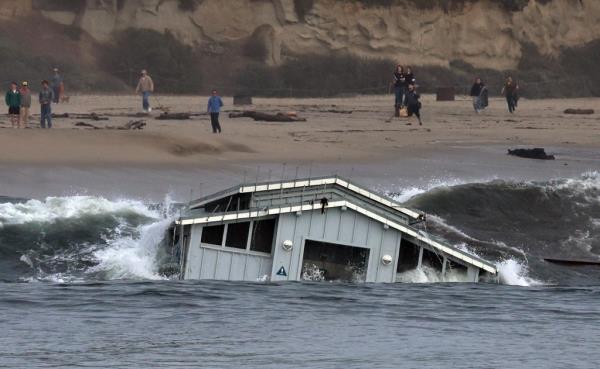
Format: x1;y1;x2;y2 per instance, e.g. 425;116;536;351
564;108;594;115
228;111;306;122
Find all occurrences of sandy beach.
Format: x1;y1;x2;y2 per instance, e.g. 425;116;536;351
0;94;599;199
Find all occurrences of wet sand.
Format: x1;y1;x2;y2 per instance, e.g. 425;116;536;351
0;94;598;199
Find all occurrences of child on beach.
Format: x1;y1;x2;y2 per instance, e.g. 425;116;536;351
19;81;31;128
403;84;422;125
5;82;21;128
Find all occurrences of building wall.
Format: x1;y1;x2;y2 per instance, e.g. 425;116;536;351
184;223;272;281
271;208;401;283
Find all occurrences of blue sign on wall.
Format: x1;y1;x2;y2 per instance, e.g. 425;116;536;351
276;266;287;276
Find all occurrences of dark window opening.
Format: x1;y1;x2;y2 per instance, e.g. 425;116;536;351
397;238;420;273
250;218;276;253
204;193;251;213
225;222;250;249
302;240;369;282
422;248;444;271
201;224;225;246
446;260;468;274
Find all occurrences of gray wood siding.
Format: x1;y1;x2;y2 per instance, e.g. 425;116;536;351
183;224;272;281
272;208;401;282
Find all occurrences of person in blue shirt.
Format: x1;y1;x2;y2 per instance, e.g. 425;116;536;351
207;89;223;133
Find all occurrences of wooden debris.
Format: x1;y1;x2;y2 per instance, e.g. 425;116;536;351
508;148;555;160
156;112;191;120
74;121;100;129
564;108;594;115
119;120;146;130
228;111;306;122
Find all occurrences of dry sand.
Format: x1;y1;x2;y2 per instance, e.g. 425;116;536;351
0;94;598;166
0;94;598;200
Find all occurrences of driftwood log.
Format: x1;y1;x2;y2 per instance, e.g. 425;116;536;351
564;108;594;115
74;121;100;129
228;111;306;122
508;148;555;160
156;112;191;120
52;112;109;120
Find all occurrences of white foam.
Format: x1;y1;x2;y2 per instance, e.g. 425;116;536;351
396;265;471;283
87;218;172;280
389;176;498;203
0;196;157;226
497;259;543;286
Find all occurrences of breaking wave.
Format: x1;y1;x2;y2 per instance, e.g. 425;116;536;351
0;195;175;283
1;172;598;286
394;171;600;286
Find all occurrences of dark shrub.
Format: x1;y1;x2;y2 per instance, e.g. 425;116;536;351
100;28;202;93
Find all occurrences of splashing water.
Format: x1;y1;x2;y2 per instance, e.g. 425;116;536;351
497;259;544;286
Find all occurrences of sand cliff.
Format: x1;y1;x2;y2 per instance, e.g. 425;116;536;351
1;0;598;70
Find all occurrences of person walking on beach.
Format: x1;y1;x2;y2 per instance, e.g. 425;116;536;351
39;80;54;129
207;89;223;133
404;84;422;125
51;68;63;104
501;76;519;113
19;81;31;128
135;69;154;113
392;64;406;117
5;82;21;128
470;77;488;113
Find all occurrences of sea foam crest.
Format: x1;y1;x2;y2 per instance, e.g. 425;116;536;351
0;196;157;226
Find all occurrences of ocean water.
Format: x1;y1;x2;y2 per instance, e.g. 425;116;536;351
1;172;599;368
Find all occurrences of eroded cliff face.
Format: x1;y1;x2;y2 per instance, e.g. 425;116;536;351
3;0;597;71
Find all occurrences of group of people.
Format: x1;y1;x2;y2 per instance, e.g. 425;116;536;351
4;68;64;129
135;69;224;133
470;76;520;114
392;64;422;125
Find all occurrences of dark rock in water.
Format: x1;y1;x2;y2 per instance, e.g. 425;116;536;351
564;108;594;115
508;148;555;160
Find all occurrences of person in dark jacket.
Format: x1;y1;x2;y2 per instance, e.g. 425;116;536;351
39;80;54;129
207;89;224;133
5;82;21;128
392;64;406;115
403;84;422;125
405;66;416;86
470;77;487;113
501;76;519;113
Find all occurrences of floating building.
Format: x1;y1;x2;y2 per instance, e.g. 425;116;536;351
169;177;497;283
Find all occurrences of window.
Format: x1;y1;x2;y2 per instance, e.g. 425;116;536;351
250;218;276;253
225;222;250;249
201;224;225;246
